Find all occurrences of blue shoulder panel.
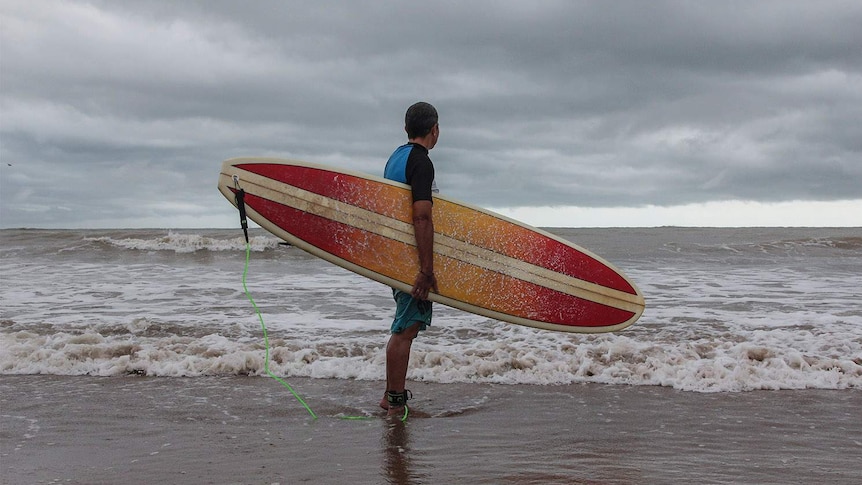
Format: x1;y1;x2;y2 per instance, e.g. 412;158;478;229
383;144;412;183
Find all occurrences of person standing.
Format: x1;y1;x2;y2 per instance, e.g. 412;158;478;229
380;102;440;417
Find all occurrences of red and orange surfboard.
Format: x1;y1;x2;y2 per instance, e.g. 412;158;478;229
218;158;644;333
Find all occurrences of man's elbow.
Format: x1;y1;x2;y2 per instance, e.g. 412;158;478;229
413;212;432;224
412;201;434;225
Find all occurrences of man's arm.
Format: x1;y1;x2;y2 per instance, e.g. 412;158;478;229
411;199;438;300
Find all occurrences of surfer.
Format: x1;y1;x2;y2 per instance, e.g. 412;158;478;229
380;102;440;416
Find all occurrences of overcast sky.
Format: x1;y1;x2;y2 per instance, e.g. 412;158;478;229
1;0;861;228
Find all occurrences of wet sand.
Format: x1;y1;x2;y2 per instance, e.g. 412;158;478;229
1;375;860;484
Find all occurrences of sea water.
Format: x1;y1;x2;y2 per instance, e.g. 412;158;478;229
1;227;860;392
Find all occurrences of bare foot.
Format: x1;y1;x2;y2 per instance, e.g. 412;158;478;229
387;405;406;418
379;394;389;410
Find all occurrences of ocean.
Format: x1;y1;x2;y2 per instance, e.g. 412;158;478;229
2;227;861;484
2;227;860;391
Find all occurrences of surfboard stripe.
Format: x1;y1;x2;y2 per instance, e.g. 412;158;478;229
236;163;637;295
228;166;642;314
242;190;635;327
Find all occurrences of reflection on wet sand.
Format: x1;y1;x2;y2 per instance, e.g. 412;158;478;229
382;418;418;485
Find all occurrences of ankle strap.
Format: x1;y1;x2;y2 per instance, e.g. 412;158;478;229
386;390;412;406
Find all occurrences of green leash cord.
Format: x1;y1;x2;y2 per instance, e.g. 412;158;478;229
242;242;318;419
233;181;315;418
241;241;407;422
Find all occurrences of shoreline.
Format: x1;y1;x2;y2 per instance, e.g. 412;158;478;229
2;375;860;484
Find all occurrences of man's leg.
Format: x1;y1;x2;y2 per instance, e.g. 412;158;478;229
382;321;421;415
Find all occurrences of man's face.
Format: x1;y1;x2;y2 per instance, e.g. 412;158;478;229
428;123;440;149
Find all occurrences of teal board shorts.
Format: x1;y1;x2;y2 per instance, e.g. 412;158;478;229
391;289;433;334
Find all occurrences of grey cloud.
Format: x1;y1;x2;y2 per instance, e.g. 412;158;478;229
1;0;860;227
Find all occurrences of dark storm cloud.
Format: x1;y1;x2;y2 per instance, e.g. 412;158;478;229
1;0;860;227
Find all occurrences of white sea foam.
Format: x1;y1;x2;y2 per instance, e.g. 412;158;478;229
2;319;860;392
88;232;279;252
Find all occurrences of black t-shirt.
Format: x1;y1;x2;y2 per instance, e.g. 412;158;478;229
384;143;437;203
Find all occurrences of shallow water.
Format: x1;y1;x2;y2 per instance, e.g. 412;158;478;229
1;376;860;484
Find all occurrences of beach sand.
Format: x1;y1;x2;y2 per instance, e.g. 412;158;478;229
2;375;860;484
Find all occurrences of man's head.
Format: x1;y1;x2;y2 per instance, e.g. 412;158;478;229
405;102;439;144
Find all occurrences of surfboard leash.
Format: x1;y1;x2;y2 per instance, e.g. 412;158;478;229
234;175;318;419
232;176;407;422
241;240;318;420
240;232;408;422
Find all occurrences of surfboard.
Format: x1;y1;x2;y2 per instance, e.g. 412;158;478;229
218;157;644;333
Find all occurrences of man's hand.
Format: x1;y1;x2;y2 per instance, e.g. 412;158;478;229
411;271;438;301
